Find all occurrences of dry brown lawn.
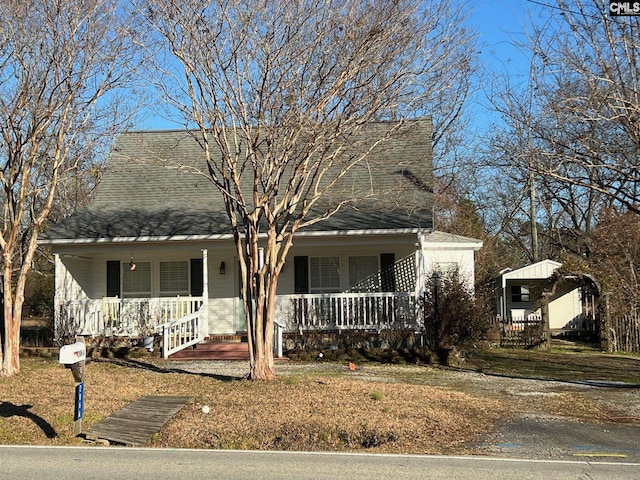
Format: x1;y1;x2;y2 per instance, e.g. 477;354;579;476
0;358;507;454
1;346;638;454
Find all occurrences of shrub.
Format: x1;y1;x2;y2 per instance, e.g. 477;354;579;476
420;267;491;350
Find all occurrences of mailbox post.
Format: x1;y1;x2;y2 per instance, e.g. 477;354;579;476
59;339;86;436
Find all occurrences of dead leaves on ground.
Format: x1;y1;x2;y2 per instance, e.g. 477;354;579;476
0;358;630;454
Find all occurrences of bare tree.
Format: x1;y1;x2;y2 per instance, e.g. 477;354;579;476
0;0;143;376
143;0;478;380
481;0;639;265
494;1;639;216
591;208;640;314
485;85;607;264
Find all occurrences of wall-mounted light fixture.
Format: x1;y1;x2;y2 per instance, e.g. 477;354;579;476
129;257;136;271
219;261;226;275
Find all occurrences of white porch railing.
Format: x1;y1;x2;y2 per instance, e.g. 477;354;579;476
275;292;419;331
497;314;545;347
58;296;204;337
161;309;204;358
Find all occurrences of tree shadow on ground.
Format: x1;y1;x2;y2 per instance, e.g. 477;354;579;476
456;348;640;388
446;365;640;389
0;402;57;438
90;358;246;382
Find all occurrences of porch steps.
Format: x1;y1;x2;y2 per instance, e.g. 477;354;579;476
169;336;249;360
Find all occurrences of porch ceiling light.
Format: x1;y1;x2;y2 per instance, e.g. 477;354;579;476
219;261;226;275
129;257;136;271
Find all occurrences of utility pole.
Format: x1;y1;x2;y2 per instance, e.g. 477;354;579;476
530;167;539;263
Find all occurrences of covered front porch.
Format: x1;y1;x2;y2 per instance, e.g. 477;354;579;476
48;230;480;358
275;292;420;331
58;290;423;355
57;296;207;358
59;296;205;338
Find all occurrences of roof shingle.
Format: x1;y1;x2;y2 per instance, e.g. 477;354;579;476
43;119;433;242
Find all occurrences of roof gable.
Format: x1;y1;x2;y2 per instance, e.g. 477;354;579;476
501;259;563;283
43;119;433;242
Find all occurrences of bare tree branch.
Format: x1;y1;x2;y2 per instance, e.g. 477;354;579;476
0;0;144;376
142;0;477;380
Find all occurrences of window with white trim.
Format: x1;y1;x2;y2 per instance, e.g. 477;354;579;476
160;261;189;296
122;261;151;297
511;285;530;303
310;256;341;293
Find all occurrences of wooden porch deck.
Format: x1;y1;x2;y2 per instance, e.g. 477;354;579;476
83;395;192;446
169;341;250;360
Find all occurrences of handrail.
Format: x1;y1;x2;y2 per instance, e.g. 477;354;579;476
161;308;205;358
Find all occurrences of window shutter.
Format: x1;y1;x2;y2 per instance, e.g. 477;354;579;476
190;258;204;296
294;256;309;293
106;261;121;297
380;253;396;292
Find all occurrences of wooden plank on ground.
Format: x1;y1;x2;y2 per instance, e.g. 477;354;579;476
84;396;192;446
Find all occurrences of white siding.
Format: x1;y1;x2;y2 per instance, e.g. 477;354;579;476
548;286;583;330
51;231;483;335
57;255;92;301
422;248;477;292
502;260;562;282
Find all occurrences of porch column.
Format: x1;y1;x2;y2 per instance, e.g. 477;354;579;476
415;232;426;298
201;248;209;337
53;253;62;340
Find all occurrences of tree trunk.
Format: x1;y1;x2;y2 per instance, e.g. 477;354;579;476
250;320;276;381
250;274;278;380
241;223;288;381
248;264;277;381
1;265;21;376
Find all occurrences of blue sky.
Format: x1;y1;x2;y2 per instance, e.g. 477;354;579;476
471;0;536;68
137;0;541;131
468;0;543;131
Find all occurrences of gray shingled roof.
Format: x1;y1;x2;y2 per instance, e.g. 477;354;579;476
42;119;433;242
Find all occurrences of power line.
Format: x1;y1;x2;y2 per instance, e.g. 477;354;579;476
524;0;605;19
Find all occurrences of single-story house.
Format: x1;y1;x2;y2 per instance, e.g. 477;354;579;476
496;259;590;332
40;119;483;356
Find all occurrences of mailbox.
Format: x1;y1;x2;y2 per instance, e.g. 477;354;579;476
59;342;86;365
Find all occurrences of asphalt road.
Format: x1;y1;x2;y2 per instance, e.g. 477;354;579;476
482;415;640;462
1;446;640;480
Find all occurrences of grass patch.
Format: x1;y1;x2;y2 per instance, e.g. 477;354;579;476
0;357;504;453
370;390;384;401
1;344;638;452
154;376;502;453
463;346;640;384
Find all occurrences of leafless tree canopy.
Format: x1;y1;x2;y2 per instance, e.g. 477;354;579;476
0;0;143;375
493;0;639;210
480;0;640;270
143;0;478;379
